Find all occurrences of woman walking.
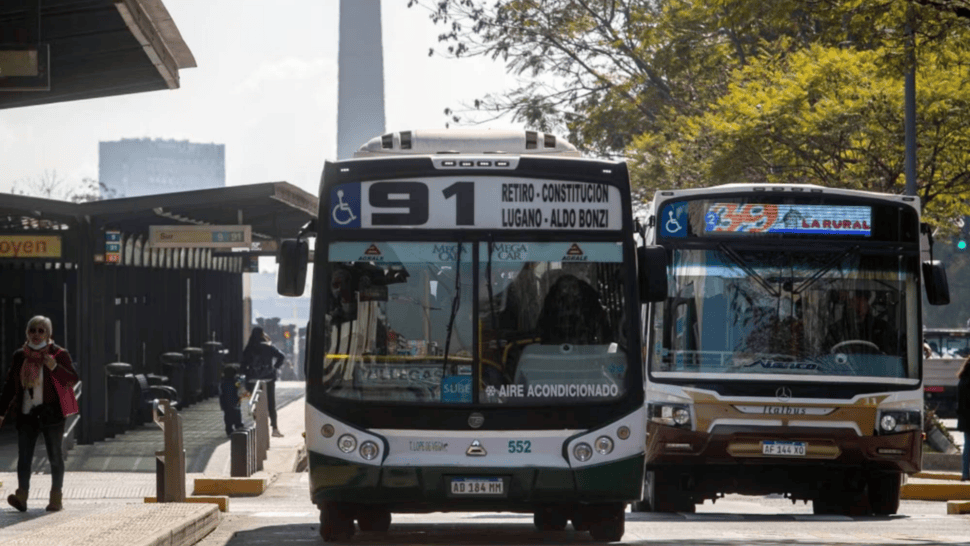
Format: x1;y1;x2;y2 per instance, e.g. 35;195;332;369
0;315;79;511
242;326;286;438
957;355;970;481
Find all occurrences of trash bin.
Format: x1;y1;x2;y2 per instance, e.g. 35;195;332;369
202;341;224;398
105;362;134;436
182;346;204;404
160;352;186;406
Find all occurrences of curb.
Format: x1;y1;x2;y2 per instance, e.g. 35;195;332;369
193;477;270;497
145;496;230;512
901;481;970;501
913;471;964;481
947;500;970;514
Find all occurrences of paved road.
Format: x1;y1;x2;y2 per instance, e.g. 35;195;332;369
195;477;970;545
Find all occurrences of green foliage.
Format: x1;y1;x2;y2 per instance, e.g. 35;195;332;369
411;0;970;226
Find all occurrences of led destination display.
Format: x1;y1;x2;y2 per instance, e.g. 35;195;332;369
328;177;622;230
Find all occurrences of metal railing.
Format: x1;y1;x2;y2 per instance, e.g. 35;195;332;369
230;379;269;477
62;381;82;455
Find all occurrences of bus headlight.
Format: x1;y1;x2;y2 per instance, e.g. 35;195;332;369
321;424;335;438
648;403;692;428
616;426;630;440
573;442;593;462
337;434;357;453
877;410;921;434
880;414;897;433
359;440;379;460
594;436;614;455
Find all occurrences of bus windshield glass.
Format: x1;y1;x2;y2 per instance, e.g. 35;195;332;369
322;242;474;403
479;242;629;405
652;246;919;381
319;240;632;405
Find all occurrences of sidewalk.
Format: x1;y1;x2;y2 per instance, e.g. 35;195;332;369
0;382;306;546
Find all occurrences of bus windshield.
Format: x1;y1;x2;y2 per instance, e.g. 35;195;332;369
652;246;919;381
319;240;631;405
479;242;629;405
322;242;475;403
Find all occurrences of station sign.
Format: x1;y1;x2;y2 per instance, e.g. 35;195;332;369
105;230;121;263
0;44;50;91
0;234;62;258
149;225;251;248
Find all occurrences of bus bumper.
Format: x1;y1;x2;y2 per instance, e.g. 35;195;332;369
646;424;920;498
307;451;645;511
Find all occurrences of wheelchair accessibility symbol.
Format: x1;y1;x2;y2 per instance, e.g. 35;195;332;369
661;204;686;238
329;185;361;229
332;190;357;225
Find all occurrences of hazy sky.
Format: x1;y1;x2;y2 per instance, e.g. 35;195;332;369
0;0;522;197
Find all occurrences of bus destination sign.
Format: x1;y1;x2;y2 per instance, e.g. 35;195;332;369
329;177;622;230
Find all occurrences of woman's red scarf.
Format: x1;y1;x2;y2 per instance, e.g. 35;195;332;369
21;344;47;389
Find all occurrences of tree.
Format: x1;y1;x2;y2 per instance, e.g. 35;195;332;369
411;0;970;229
10;170;117;202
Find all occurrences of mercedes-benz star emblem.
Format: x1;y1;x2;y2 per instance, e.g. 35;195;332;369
468;412;484;429
775;386;792;402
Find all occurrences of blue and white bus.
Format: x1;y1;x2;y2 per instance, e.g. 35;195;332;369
277;129;666;542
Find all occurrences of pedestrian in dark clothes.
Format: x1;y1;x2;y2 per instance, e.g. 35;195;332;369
219;364;244;436
241;326;286;438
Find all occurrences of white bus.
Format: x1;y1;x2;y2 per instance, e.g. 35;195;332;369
637;184;950;516
277;129;667;542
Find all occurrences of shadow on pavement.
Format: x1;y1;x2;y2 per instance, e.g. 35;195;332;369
0;382;304;473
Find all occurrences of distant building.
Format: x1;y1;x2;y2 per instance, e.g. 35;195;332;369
99;138;225;197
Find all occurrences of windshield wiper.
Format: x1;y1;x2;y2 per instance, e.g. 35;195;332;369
717;243;780;297
792;245;859;295
442;241;463;376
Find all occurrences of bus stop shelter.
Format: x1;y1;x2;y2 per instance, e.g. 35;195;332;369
0;182;317;443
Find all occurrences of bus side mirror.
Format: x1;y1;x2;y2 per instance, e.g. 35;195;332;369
277;239;309;297
638;245;668;303
922;260;950;306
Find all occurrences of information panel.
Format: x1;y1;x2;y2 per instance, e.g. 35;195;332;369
149;225;252;248
328;177;622;230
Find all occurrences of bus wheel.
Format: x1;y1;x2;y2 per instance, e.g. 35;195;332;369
533;506;568;531
813;488;868;516
647;471;695;513
319;502;355;542
587;504;625;543
571;512;590;532
357;506;392;532
630;497;651;512
867;473;901;515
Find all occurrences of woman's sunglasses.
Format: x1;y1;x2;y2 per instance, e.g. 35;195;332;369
29;328;46;334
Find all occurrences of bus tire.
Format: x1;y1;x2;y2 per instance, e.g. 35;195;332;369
646;471;695;513
357;506;392;532
867;472;901;515
533;506;568;531
587;504;625;542
630;498;651;512
319;502;355;542
814;487;868;516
